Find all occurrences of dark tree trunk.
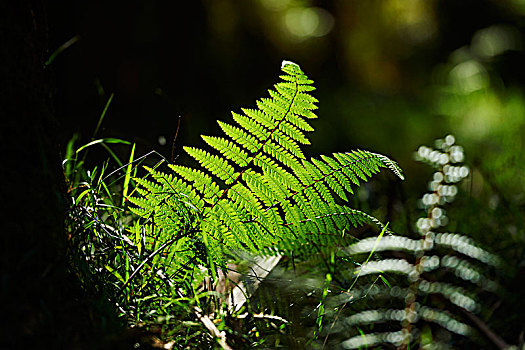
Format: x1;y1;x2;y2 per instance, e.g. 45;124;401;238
0;1;96;348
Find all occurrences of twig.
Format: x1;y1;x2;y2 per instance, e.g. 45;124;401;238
194;307;232;350
460;307;510;350
171;116;181;163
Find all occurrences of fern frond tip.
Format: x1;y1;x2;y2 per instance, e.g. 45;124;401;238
281;60;300;69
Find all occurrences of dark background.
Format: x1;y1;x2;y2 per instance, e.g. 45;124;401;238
46;0;525;160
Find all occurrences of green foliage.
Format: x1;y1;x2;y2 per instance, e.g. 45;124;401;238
65;61;404;348
64;132;223;346
128;61;404;283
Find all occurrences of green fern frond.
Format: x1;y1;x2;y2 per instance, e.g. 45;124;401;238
201;135;249;167
129;61;402;281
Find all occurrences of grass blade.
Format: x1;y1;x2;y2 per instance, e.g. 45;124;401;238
92;93;114;139
122;143;136;206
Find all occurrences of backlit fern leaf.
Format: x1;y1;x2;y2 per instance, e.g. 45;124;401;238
129;61;403;280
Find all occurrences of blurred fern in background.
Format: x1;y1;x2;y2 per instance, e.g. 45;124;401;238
299;136;507;349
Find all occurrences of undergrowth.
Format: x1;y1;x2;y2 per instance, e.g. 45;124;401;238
64;61;402;348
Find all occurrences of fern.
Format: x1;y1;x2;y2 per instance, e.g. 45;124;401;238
325;135;503;349
128;61;403;288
